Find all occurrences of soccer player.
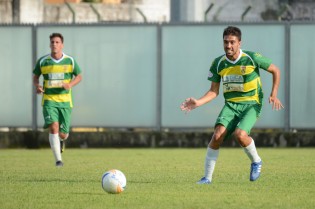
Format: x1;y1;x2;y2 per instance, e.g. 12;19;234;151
180;26;284;183
33;33;82;167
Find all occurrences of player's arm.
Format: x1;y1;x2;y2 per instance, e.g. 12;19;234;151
33;74;44;94
180;81;220;113
267;64;284;110
62;74;82;90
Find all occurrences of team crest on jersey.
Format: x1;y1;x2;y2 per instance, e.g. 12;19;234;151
240;66;246;74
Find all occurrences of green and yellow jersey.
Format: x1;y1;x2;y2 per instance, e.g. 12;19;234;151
208;50;272;104
33;53;81;108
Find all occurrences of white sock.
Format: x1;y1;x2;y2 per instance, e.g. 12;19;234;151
243;138;261;163
204;147;219;181
49;133;62;162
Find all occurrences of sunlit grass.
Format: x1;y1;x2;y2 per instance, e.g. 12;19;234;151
0;148;314;209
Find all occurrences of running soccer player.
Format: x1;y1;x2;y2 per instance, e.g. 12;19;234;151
33;33;82;167
180;26;284;183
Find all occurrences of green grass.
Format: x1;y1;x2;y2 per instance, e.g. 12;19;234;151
0;148;314;209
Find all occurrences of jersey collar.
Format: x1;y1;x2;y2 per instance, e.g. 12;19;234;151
225;49;243;64
50;52;65;63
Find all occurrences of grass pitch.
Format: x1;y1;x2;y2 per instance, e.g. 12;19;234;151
0;148;314;209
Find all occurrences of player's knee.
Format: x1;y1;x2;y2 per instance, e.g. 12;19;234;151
234;129;244;139
234;129;249;145
49;122;59;134
212;132;223;142
209;133;224;149
59;133;69;140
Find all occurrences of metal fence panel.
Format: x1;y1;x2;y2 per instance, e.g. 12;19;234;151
0;26;33;127
36;25;158;128
290;24;315;129
0;23;314;130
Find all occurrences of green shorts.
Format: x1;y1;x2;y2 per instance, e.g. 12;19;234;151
215;102;262;140
43;106;72;134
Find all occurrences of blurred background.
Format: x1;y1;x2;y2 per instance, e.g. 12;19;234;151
1;0;312;23
0;0;314;148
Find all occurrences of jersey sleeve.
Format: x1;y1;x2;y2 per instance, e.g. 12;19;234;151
208;60;221;82
251;52;272;71
73;59;82;76
33;59;42;76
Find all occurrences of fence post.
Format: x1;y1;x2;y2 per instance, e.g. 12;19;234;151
241;6;252;21
284;23;291;131
90;3;101;22
156;24;162;131
65;2;76;23
32;25;37;131
204;3;214;22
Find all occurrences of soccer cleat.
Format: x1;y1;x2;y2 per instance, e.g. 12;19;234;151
60;140;65;153
250;161;262;181
197;177;211;184
56;161;64;167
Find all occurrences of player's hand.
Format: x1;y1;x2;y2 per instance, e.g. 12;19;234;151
180;97;198;113
36;85;44;94
269;96;284;110
62;83;72;90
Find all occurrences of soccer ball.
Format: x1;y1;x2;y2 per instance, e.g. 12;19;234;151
101;169;127;194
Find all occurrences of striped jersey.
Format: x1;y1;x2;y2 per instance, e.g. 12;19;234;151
208;50;272;104
33;53;82;108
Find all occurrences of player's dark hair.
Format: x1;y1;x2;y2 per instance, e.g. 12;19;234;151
49;33;64;43
223;26;242;41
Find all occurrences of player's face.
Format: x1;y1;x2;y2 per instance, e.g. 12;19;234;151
50;37;63;56
223;35;241;61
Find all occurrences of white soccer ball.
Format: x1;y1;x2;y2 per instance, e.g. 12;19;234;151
102;169;127;194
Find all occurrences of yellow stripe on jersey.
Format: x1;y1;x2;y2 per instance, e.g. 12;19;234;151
219;65;255;76
42;89;73;108
227;94;260;104
43;94;71;102
41;65;73;74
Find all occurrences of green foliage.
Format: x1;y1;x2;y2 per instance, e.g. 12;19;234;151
0;148;314;209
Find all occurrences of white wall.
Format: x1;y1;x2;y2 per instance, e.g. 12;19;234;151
20;0;44;23
180;0;280;22
18;0;170;24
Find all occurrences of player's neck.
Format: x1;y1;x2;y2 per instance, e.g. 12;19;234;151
51;52;63;60
226;50;241;61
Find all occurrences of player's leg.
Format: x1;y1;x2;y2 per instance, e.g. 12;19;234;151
59;108;72;153
59;133;68;153
197;104;235;184
49;122;63;167
197;125;227;184
235;128;261;162
234;104;262;181
43;106;63;166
